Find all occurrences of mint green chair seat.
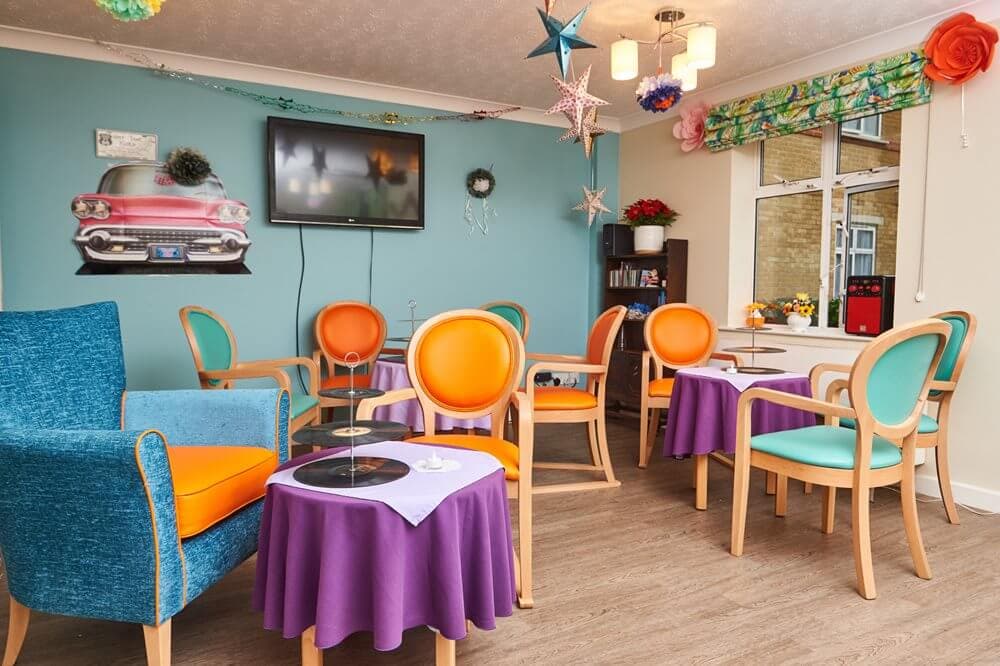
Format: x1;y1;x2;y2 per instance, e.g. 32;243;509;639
839;413;938;435
752;425;902;469
291;393;320;419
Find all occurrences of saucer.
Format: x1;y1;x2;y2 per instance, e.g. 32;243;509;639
413;459;462;473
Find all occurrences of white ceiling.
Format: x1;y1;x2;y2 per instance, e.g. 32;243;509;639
0;0;968;118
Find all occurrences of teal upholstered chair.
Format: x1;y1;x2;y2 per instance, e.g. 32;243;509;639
480;301;530;343
0;302;289;665
730;319;952;600
813;311;977;525
179;305;321;434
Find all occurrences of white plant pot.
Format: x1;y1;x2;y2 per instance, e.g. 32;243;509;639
786;312;812;332
633;225;665;254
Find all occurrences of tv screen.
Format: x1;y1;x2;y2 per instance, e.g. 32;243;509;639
267;116;424;229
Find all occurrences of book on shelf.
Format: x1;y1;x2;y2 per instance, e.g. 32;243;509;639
608;262;666;289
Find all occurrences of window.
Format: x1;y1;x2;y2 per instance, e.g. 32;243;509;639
752;111;901;328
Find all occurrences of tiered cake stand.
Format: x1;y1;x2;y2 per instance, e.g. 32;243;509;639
723;326;787;375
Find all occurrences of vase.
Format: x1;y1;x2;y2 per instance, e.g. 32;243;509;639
633;225;665;254
786;312;811;332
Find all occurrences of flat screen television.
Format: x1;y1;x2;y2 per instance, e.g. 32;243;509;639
267;116;424;230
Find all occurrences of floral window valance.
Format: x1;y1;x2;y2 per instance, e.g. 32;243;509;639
704;50;932;152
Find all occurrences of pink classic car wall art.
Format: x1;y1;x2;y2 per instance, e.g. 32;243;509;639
72;161;252;275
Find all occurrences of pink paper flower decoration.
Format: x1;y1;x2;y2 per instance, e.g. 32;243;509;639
672;102;710;152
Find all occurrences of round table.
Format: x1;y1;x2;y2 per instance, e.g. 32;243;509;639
253;449;516;662
370;359;492;432
662;367;815;510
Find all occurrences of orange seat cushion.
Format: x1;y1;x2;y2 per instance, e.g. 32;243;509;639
532;386;598;411
406;435;520;481
321;373;373;390
166;446;277;538
649;377;675;398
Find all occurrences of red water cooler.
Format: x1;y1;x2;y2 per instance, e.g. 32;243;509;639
844;275;895;336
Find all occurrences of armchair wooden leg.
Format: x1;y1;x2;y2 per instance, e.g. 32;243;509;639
638;404;650;469
142;620;171;666
595;415;618;486
730;455;751;556
516;490;534;609
902;452;932;580
301;626;323;666
2;598;29;666
821;486;837;534
774;474;788;517
851;485;877;600
694;454;708;510
587;420;600;468
935;440;961;525
435;632;456;666
765;471;777;495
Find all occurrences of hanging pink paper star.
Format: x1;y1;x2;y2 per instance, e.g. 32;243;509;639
545;65;609;137
572;186;611;227
559;107;607;158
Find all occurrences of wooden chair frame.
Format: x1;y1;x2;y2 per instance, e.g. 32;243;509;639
638;305;741;509
179;305;320;434
810;310;977;526
355;309;536;608
311;300;388;411
479;300;531;343
521;305;626;495
731;318;952;600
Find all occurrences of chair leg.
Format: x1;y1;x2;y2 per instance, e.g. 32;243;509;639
765;471;777;495
2;598;29;666
774;474;788;517
587;420;600;467
142;620;171;666
516;491;534;609
595;414;617;485
901;455;932;580
435;632;456;666
934;441;960;525
851;485;877;600
638;404;650;468
694;454;708;510
301;626;323;666
644;408;661;469
730;454;751;556
803;482;814;494
821;486;837;534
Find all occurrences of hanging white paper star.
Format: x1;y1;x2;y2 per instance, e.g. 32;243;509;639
545;65;609;137
559;107;607;158
573;186;611;227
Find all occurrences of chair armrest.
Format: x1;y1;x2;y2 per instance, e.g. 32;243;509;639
239;357;320;395
124;389;290;463
356;388;417;420
202;365;292;391
0;428;184;626
526;352;587;363
710;352;742;367
508;391;535;468
738;387;856;420
809;362;852;399
929;380;957;392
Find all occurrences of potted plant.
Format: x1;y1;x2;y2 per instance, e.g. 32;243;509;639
622;198;678;254
783;293;816;332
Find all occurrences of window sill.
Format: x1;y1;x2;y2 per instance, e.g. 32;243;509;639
720;325;871;345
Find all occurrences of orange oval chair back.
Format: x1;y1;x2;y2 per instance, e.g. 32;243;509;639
408;309;525;435
644;303;717;369
587;306;628;368
314;301;387;372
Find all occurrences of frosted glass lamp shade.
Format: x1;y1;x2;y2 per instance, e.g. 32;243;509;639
671;52;698;91
687;24;717;69
611;39;639;81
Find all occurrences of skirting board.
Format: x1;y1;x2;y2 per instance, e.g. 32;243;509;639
915;473;1000;514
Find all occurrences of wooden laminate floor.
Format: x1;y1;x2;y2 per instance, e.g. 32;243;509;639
3;419;1000;664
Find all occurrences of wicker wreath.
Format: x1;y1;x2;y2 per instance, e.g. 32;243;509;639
466;168;495;199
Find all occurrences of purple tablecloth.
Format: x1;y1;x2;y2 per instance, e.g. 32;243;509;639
663;371;815;456
370;359;492;432
253;449;516;651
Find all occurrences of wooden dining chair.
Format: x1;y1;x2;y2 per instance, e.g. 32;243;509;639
521;305;626;494
812;310;977;526
731;319;952;600
179;305;320;433
479;300;530;343
313;300;388;411
638;303;741;470
354;309;535;608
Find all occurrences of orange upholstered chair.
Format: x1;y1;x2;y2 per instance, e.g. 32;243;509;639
313;301;388;410
355;309;535;608
638;304;740;472
524;305;626;494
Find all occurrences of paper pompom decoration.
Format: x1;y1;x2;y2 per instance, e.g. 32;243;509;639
672;102;710;152
165;147;212;186
923;12;998;85
636;73;683;113
466;168;496;199
96;0;164;21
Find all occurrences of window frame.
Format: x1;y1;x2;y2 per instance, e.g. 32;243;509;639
841;115;883;140
752;122;899;329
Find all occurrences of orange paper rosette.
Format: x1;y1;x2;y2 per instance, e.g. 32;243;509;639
924;12;998;84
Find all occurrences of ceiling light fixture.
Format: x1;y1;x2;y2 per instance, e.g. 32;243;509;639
610;6;717;91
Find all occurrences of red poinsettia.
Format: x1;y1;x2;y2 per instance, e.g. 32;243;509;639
622;198;679;227
924;12;998;84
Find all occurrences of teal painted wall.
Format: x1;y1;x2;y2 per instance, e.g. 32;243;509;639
0;48;619;390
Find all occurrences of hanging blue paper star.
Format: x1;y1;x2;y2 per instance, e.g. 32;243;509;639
526;5;596;79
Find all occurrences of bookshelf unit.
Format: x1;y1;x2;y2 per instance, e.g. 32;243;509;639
603;238;688;412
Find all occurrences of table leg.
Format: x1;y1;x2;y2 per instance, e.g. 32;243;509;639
694;454;708;510
435;632;456;666
302;626;323;666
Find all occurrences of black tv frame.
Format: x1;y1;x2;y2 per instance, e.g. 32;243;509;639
266;116;425;230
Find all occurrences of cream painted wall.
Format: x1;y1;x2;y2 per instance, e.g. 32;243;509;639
619;124;731;321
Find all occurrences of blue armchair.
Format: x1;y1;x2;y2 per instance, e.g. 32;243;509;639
0;302;288;666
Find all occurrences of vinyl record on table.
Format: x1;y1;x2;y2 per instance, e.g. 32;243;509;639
293;456;410;488
722;346;787;354
292;420;410;448
319;387;386;401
